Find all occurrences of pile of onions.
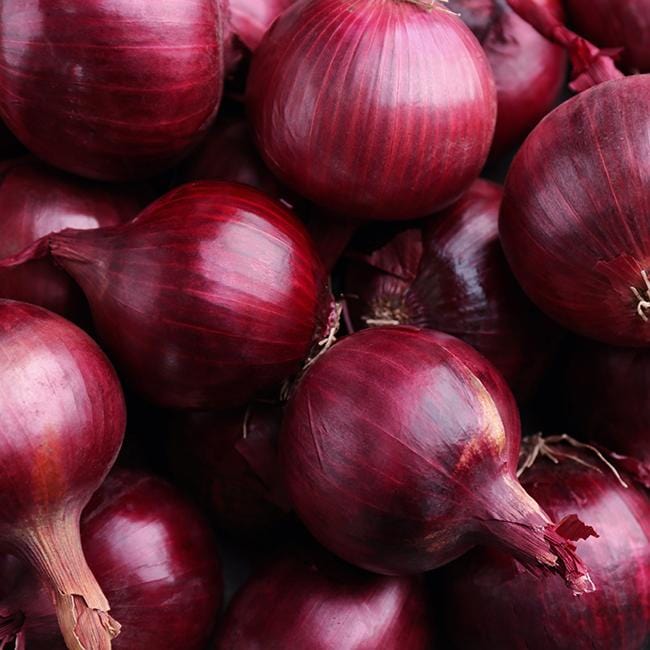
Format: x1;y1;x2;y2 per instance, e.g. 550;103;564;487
0;300;125;650
247;0;496;220
566;341;650;487
0;469;222;650
0;181;334;409
0;159;145;322
0;0;224;181
167;404;290;534
447;0;566;154
344;179;559;398
442;438;650;649
281;326;595;592
215;548;433;649
500;75;650;346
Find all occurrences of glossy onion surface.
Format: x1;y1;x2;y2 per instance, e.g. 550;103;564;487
0;0;224;181
248;0;496;220
500;75;650;346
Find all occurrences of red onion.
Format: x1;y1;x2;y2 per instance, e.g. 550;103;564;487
0;159;144;322
443;437;650;649
345;180;558;398
566;341;650;487
447;0;566;154
247;0;496;220
500;75;650;346
0;1;224;181
215;548;433;649
167;404;290;534
230;0;294;51
0;300;125;650
1;469;223;650
0;181;334;409
281;326;595;592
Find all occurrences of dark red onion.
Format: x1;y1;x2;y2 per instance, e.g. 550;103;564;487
566;341;650;487
443;439;650;649
0;181;334;409
215;548;434;649
0;1;224;181
0;121;22;159
0;300;125;649
247;0;496;220
0;159;145;322
500;75;650;346
281;326;595;592
1;469;223;650
167;404;290;534
345;180;558;398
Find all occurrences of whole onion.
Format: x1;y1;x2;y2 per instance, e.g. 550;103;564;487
281;327;595;592
443;438;650;649
215;548;433;649
0;300;125;650
448;0;566;154
500;75;650;346
167;404;289;534
0;159;144;322
247;0;496;220
0;0;224;181
0;181;334;409
0;469;223;650
345;179;559;398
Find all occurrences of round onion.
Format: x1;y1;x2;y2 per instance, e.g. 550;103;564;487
0;0;225;181
443;439;650;649
500;75;650;346
247;0;496;220
345;179;559;398
0;159;145;322
0;300;125;649
215;548;433;649
281;326;595;592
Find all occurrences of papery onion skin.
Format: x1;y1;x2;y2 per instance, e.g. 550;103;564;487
247;0;496;220
500;75;650;346
0;0;224;181
230;0;295;51
0;159;144;322
0;300;126;650
281;327;594;591
215;548;434;649
443;446;650;650
345;179;559;399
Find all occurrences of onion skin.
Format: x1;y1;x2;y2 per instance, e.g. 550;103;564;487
230;0;295;51
0;300;126;650
215;549;434;649
443;447;650;650
247;0;496;220
500;75;650;346
281;327;595;592
0;159;144;322
0;0;224;181
345;179;559;398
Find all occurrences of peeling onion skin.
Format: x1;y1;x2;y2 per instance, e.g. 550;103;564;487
0;0;224;181
215;549;434;649
0;159;144;322
500;75;650;346
247;0;497;220
281;327;594;592
443;448;650;650
344;179;559;399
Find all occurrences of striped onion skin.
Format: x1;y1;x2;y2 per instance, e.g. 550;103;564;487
247;0;497;220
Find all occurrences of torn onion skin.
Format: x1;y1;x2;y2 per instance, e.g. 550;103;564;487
0;301;125;650
281;327;595;592
247;0;496;220
443;444;650;650
215;548;434;649
500;75;650;346
344;179;559;399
